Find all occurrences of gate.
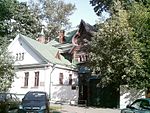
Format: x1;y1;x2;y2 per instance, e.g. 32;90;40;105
88;78;120;108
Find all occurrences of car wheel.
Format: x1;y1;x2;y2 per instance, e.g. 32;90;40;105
121;110;125;113
3;106;9;113
44;109;49;113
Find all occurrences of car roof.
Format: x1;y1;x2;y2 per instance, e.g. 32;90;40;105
137;98;150;102
25;91;47;96
0;92;16;94
27;91;46;94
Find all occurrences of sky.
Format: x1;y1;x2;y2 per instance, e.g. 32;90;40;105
64;0;99;27
18;0;103;27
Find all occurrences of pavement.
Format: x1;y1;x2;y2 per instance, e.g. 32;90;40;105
50;103;121;113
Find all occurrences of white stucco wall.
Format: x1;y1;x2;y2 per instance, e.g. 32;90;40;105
10;67;51;95
8;37;43;65
50;65;78;103
8;35;79;102
10;65;78;102
120;85;145;109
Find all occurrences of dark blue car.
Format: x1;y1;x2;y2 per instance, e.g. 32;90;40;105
18;91;50;113
121;98;150;113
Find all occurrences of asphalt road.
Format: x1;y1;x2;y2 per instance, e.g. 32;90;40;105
51;103;121;113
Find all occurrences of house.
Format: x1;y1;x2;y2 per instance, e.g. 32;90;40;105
56;20;120;108
8;19;122;108
52;20;97;105
8;34;78;103
69;20;144;108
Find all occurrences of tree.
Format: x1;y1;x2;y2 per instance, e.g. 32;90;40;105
90;0;149;16
87;9;147;88
0;38;15;91
0;0;41;40
128;3;150;88
0;0;76;41
88;0;150;89
29;0;76;39
9;2;42;39
0;0;16;37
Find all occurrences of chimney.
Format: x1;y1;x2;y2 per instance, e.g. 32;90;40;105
59;30;65;43
36;26;45;44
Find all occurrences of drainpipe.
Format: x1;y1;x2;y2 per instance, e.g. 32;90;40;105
49;64;56;100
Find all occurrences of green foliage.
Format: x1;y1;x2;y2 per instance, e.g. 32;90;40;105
29;0;76;39
0;0;75;40
0;0;16;37
0;0;76;91
90;0;149;16
0;0;41;40
88;10;146;88
89;0;150;89
128;3;150;88
0;0;16;21
9;2;42;39
0;38;15;92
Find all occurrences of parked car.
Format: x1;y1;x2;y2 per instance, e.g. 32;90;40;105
0;92;20;113
18;91;50;113
121;98;150;113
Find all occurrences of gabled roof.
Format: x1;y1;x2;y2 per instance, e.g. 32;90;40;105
13;34;74;67
65;29;78;43
48;30;76;53
54;29;78;44
47;39;60;46
79;19;97;33
52;43;74;53
47;40;74;53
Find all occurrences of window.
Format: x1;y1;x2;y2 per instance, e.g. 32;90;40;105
16;52;24;61
59;73;63;85
6;94;11;100
22;53;24;60
34;72;39;87
140;100;150;109
11;94;17;101
72;85;77;90
69;74;72;85
16;53;18;61
24;72;29;87
131;100;141;109
19;53;21;60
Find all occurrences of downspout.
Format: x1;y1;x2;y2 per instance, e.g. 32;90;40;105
49;64;56;100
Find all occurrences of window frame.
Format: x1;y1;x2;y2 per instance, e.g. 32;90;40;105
34;71;39;87
69;74;72;85
24;72;29;87
59;73;63;85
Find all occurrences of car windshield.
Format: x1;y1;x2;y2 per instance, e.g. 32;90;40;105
0;93;6;101
24;92;46;101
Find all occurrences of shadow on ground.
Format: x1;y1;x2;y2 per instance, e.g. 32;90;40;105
50;111;61;113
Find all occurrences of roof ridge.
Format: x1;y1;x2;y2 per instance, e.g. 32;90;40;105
19;34;73;67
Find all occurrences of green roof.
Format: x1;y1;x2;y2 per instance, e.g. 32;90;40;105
65;30;78;43
54;29;77;44
19;34;74;67
47;30;77;53
47;39;60;46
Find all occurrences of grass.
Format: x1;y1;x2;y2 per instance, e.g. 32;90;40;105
49;105;62;113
